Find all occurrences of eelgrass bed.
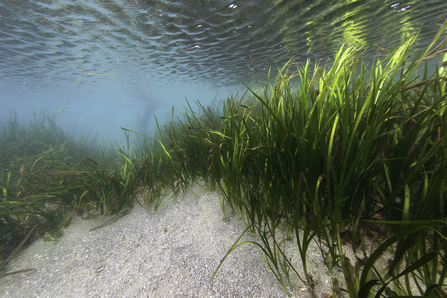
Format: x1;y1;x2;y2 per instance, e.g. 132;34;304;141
1;22;447;297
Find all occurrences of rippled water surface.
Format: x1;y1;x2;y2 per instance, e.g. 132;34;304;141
1;0;446;140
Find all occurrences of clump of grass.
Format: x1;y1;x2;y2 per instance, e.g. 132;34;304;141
0;106;189;277
158;21;447;296
0;111;144;273
0;109;95;262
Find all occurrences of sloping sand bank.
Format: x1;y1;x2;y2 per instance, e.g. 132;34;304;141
0;183;336;297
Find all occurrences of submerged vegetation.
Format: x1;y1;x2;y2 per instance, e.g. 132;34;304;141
0;110;176;275
1;22;447;296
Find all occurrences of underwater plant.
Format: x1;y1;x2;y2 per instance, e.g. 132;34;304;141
159;21;447;297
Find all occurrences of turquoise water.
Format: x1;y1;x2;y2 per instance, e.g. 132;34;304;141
0;0;446;144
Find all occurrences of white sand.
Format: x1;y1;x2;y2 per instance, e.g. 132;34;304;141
0;183;338;297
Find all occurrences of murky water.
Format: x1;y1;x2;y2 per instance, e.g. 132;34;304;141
0;0;446;143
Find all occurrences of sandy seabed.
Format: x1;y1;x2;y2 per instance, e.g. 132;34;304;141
0;182;339;298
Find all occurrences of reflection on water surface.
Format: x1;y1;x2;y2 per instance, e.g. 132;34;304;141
1;0;446;88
